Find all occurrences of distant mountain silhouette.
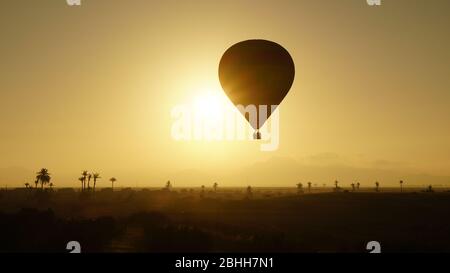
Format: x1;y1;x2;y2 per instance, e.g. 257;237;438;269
173;156;450;187
240;156;450;187
1;155;449;187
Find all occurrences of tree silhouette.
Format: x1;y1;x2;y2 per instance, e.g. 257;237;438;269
375;181;380;192
110;177;117;190
87;173;92;191
165;181;172;191
356;182;360;191
213;182;218;192
246;186;252;199
78;177;84;191
297;182;303;194
36;168;51;189
351;183;355;192
92;173;101;193
400;180;404;192
81;171;88;191
34;176;39;189
333;180;341;192
307;182;312;193
200;185;205;198
24;182;30;189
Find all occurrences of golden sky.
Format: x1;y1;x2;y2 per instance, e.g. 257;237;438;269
1;0;450;187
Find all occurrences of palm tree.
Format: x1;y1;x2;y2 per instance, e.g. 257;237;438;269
110;177;117;190
351;183;355;191
400;180;404;192
24;182;30;189
307;182;312;193
34;176;39;189
81;171;88;191
333;180;341;192
36;168;51;189
92;173;101;192
356;182;360;191
78;177;84;191
297;182;303;194
246;185;252;199
375;181;380;192
165;180;172;191
213;182;218;192
200;185;205;197
41;175;51;189
87;173;92;190
49;183;54;189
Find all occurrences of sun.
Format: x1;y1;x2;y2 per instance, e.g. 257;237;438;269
192;90;230;121
171;85;249;143
194;95;219;118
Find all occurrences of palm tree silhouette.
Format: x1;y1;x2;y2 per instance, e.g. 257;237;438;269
34;176;39;189
307;182;312;193
246;185;252;199
165;180;172;191
110;177;117;190
333;180;341;192
78;177;84;191
375;181;380;192
351;183;355;191
400;180;404;192
297;182;303;194
81;171;88;191
213;182;218;192
356;182;360;191
87;173;92;191
92;173;101;192
36;168;51;189
200;185;205;197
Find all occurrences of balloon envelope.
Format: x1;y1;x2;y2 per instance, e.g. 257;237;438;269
219;39;295;130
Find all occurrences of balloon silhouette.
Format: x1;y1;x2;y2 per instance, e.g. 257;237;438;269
219;39;295;139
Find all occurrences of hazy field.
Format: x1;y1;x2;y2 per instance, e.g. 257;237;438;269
1;187;450;253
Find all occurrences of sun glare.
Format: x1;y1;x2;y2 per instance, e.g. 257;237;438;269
192;90;231;122
194;95;220;117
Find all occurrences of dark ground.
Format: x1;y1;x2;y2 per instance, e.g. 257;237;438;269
0;187;449;253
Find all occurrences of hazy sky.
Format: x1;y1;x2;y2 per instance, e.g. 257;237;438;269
1;0;449;187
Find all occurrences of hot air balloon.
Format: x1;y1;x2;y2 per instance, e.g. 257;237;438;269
219;39;295;139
